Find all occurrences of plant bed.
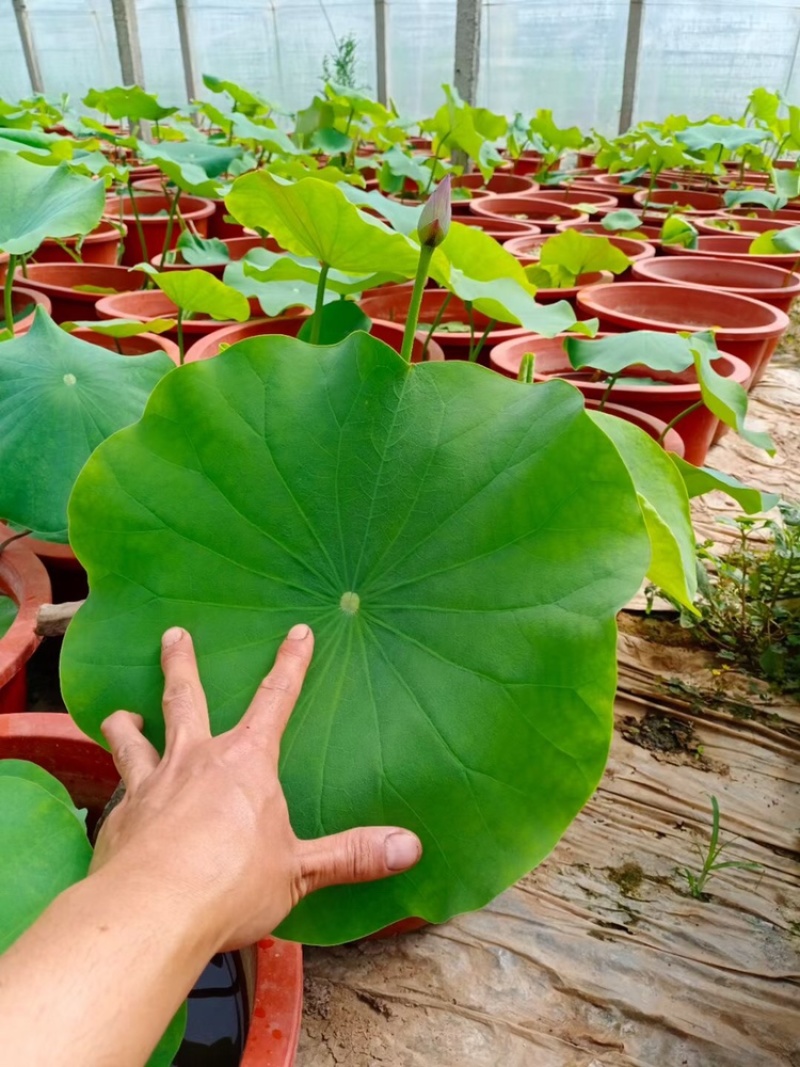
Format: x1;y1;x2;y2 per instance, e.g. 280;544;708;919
103;193;215;266
489;333;746;463
469;196;589;231
184;316;444;365
14;264;146;323
0;712;304;1065
630;255;800;315
576;282;789;385
30;220;126;267
0;530;51;715
358;286;528;362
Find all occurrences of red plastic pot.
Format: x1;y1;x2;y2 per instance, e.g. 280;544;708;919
0;529;51;714
71;327;181;364
150;236;270;279
14;264;146;324
507;151;545;176
590;173;672;207
721;206;800;224
661;233;800;270
104;194;216;266
131;182;247;242
694;215;797;237
358;286;528;362
489;334;746;465
0;712;303;1065
576;282;789;385
7;287;52;334
184;315;444;365
632;188;726;215
451;172;537;196
31;221;125;267
470;196;589;232
521;189;619;212
95;290;262;341
455;216;541;241
630;255;800;315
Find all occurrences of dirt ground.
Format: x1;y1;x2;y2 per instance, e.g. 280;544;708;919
295;313;800;1067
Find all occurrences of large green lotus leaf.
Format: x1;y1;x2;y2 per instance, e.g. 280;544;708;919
83;86;178;124
0;309;174;539
676;123;772;153
225;172;420;275
0;776;92;953
566;330;696;373
61;332;649;945
136;139;241;179
237;248;407;296
589;412;696;609
0;155;105;255
669;456;780;514
689;332;775;454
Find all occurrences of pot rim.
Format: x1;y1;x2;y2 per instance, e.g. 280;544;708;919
13;263;145;300
0;526;52;690
630;255;800;297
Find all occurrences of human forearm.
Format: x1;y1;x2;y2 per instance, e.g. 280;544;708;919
0;857;218;1067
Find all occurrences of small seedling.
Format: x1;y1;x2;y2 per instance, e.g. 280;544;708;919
679;795;762;899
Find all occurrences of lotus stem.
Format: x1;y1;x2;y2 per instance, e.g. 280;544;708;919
657;400;704;443
3;254;17;333
176;309;185;365
310;263;331;345
126;177;149;270
470;318;496;364
517;352;535;383
400;243;434;363
598;371;622;411
421;291;452;360
160;187;181;264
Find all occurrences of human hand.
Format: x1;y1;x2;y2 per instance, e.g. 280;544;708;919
91;624;422;950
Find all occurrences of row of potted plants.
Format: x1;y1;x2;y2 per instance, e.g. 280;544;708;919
0;78;793;1063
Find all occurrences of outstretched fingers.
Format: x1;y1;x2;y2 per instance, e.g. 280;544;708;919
239;624;315;753
101;711;159;792
160;627;210;751
296;827;423;897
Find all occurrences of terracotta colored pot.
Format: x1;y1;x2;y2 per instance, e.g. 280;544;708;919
661;233;800;270
632;188;726;216
507;151;550;176
358;286;528;363
576;281;789;385
0;252;7;284
151;236;270;279
184;315;444;365
694;215;797;237
95;289;262;342
6;286;52;334
455;216;541;241
131;183;248;242
630;255;800;315
0;528;51;714
103;194;215;266
470;196;589;232
391;188;491;217
14;264;146;324
0;712;303;1064
721;207;800;224
451;173;537;196
521;189;619;212
494;239;614;306
31;221;125;267
71;327;181;364
489;335;746;465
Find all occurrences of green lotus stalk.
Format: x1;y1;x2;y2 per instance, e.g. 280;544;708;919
310;264;331;345
176;309;185;365
401;176;451;364
517;352;535;383
657;400;704;444
2;255;16;335
160;186;181;265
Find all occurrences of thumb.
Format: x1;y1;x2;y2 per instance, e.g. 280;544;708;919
297;827;422;896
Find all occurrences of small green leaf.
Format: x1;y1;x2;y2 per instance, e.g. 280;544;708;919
668;457;780;514
62;318;178;337
297;301;371;345
83;86;178;124
749;225;800;254
661;215;698;249
601;209;645;233
566;330;695;374
175;231;231;266
722;189;786;212
144;268;250;322
676;123;773;153
0;760;86;825
538;229;631;287
0;596;16;639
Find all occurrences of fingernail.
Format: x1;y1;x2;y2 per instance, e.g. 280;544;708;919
287;623;310;640
385;832;421;872
162;627;184;648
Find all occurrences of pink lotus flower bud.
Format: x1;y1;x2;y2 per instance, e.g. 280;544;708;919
417;175;451;248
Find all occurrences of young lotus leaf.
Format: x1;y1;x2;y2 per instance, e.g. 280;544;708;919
530;230;631;288
0;760;85;824
749;226;800;255
225;172;420;276
230;115;302;156
174;232;231;266
83;86;178;124
135;141;239;197
223;260;330;317
0;309;174;539
297;300;370;345
62;318;177;337
601;209;645;233
144;269;250;322
61;332;650;945
589;412;696;609
566;329;699;373
771;168;800;203
660;215;698;249
201;74;268;118
0;155;105;255
668;456;780;515
0;776;92;953
676;123;772;153
722;189;786;212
